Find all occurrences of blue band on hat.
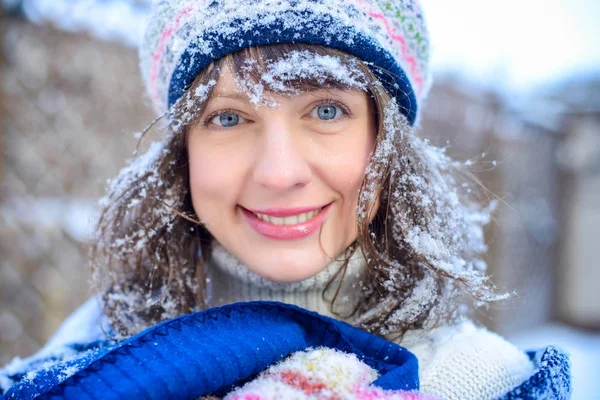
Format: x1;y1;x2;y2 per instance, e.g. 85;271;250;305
167;10;417;125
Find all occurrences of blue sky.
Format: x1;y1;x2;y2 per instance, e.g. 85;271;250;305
421;0;600;93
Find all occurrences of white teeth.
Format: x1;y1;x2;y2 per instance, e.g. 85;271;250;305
254;208;322;226
283;215;297;225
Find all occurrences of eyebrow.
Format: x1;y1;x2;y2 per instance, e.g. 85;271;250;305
211;92;248;101
211;87;351;101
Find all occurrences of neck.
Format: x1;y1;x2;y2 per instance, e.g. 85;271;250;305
205;242;368;320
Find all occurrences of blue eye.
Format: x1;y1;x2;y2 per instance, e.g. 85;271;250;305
211;112;243;127
309;103;347;121
219;113;239;127
317;105;338;120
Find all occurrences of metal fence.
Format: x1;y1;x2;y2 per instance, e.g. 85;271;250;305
0;16;154;364
420;82;569;334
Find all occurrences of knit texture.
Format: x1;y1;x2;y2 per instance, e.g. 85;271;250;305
499;347;572;400
0;300;572;399
398;321;536;400
205;248;538;400
223;348;435;400
207;242;368;319
139;0;431;125
2;302;420;400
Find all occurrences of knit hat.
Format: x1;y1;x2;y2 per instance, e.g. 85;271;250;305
140;0;431;126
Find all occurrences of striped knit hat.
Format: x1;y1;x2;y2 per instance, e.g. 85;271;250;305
140;0;431;126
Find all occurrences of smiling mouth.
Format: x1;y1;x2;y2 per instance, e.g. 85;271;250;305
252;208;323;226
241;204;331;240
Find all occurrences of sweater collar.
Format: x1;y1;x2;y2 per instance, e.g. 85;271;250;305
205;241;368;320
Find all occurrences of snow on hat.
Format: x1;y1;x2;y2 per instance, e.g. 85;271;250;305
140;0;431;126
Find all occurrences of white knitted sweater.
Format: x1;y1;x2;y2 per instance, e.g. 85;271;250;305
207;243;535;400
397;321;534;399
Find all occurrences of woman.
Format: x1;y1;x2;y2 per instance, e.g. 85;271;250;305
0;1;570;399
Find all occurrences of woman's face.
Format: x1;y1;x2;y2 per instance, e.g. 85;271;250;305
187;67;376;282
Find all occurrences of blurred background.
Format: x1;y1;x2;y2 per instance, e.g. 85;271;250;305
0;0;598;397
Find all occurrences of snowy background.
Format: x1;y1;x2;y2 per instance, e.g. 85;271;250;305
0;0;599;398
424;0;600;94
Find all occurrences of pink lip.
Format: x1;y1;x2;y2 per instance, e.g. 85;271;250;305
241;203;331;240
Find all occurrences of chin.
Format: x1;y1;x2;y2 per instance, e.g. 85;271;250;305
250;259;327;283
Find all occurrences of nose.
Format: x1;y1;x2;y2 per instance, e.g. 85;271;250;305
252;120;312;191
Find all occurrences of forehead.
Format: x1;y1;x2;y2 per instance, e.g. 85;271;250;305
208;66;366;109
207;53;370;104
212;67;243;93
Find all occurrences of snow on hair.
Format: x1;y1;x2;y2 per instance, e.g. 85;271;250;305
91;43;503;338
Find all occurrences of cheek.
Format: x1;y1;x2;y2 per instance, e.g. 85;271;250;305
187;139;241;219
318;125;375;220
340;127;375;197
336;151;370;200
